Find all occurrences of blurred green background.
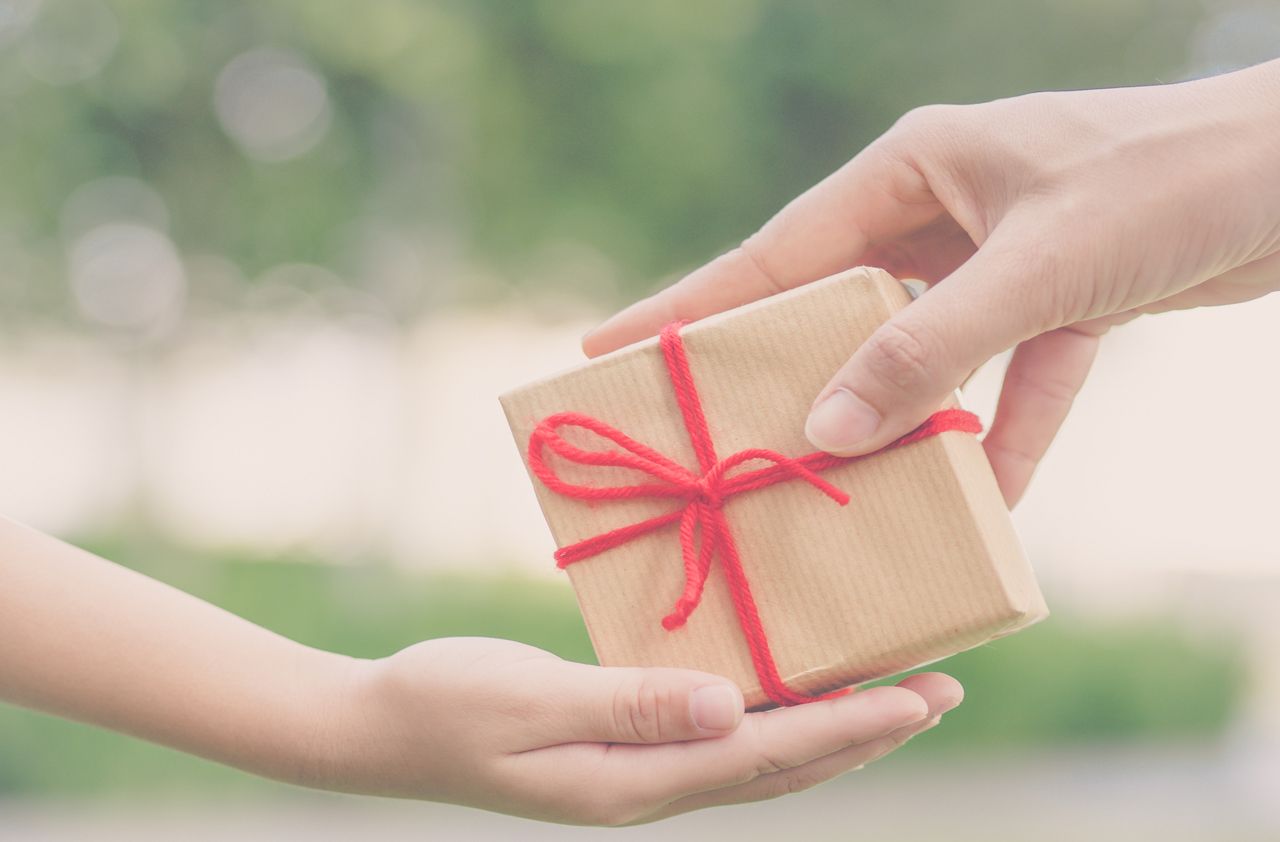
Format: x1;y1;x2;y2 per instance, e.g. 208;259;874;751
0;1;1274;837
2;0;1211;321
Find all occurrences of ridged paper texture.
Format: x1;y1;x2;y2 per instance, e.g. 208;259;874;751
501;267;1047;709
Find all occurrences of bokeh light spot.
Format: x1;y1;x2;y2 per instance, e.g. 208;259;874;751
70;223;186;333
213;48;332;162
17;0;118;85
0;0;41;48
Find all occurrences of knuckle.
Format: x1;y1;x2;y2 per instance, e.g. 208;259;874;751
611;673;670;743
784;769;826;795
747;717;794;778
860;319;938;394
761;768;826;801
880;729;913;752
735;239;789;296
884;104;974;163
1004;364;1079;408
754;750;789;778
987;232;1088;329
892;103;955;139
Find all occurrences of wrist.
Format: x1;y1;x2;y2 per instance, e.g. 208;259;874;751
250;645;370;791
292;650;440;800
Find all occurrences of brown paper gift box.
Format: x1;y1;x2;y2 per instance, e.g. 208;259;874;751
501;267;1047;709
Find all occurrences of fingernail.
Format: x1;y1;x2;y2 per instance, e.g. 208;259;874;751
937;695;963;716
690;684;742;731
805;388;881;453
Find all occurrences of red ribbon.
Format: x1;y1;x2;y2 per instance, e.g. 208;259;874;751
529;321;981;707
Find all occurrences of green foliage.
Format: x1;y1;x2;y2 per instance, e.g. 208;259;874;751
0;0;1205;320
891;619;1247;750
0;543;1246;797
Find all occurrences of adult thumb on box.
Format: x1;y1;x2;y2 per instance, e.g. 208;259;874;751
805;235;1059;458
560;664;745;744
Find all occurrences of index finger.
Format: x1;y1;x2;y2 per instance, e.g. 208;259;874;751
582;138;941;357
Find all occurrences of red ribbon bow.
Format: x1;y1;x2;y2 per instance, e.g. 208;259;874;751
529;321;981;707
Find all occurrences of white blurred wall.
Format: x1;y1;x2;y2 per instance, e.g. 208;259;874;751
0;309;594;571
3;294;1279;592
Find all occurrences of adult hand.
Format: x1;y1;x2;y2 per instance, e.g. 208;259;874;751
584;59;1280;505
326;637;960;825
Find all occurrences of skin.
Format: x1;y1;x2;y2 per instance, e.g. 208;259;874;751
0;516;960;825
585;59;1280;506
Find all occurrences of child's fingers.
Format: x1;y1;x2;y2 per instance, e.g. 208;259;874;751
511;673;957;825
641;672;960;821
602;684;930;808
511;683;923;825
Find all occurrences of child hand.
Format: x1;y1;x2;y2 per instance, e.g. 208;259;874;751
320;637;961;825
3;514;957;826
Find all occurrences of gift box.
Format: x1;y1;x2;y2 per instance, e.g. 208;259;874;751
501;267;1047;710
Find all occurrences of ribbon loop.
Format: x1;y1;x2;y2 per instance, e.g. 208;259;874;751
529;412;697;501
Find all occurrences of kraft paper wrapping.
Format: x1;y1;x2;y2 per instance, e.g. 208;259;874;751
501;267;1047;709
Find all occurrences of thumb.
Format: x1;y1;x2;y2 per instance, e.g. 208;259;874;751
805;236;1062;456
560;664;745;744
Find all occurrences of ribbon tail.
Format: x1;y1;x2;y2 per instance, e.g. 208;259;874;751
662;504;715;630
555;509;684;567
705;509;849;707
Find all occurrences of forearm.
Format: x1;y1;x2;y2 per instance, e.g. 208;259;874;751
0;516;352;785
